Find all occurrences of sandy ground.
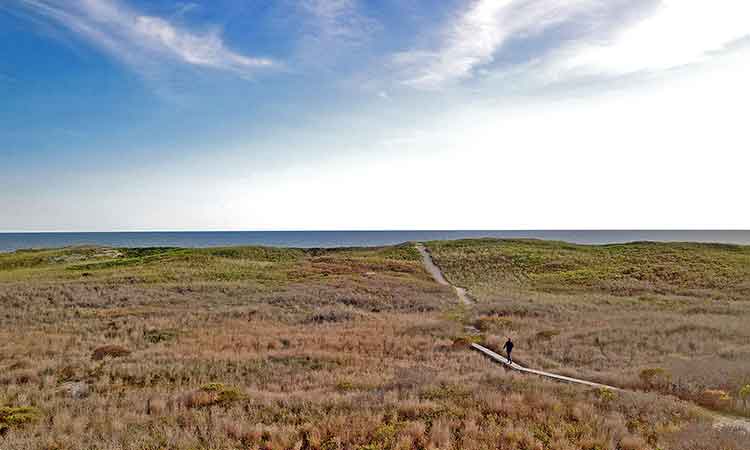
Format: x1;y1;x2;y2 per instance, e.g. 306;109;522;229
415;243;473;304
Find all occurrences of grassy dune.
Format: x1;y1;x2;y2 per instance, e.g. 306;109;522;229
426;239;750;417
0;241;747;449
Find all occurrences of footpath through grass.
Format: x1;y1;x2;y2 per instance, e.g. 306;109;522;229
0;240;748;449
427;238;750;419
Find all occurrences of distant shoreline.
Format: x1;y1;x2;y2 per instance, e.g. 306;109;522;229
1;230;749;253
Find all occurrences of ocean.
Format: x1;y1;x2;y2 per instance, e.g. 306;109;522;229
1;230;749;253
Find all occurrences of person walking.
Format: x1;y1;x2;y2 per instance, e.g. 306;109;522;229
502;337;514;364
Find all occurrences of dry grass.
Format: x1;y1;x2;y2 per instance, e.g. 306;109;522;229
0;241;747;449
427;238;750;418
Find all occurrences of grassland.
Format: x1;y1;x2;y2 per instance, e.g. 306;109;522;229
426;239;750;417
0;240;748;449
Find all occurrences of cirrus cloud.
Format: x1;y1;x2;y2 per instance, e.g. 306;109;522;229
393;0;750;90
13;0;275;77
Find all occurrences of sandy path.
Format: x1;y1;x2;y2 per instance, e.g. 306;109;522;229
415;243;750;433
415;243;473;305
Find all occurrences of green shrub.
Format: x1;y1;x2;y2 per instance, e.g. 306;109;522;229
200;382;226;392
0;406;41;429
336;380;355;392
639;368;671;389
143;329;177;344
596;387;617;403
199;383;244;406
740;384;750;411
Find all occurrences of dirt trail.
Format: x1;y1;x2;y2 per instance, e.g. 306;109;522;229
416;243;750;434
415;243;472;305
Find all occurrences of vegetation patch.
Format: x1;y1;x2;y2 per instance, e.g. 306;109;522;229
535;329;561;341
451;334;484;349
0;406;41;431
143;328;178;344
595;387;618;404
301;307;359;324
2;240;749;448
473;315;514;332
267;355;341;371
183;383;244;408
335;380;356;392
68;254;170;271
740;385;750;408
91;345;131;361
118;247;177;258
426;238;750;419
200;246;303;262
421;383;471;401
697;389;732;410
639;368;671;389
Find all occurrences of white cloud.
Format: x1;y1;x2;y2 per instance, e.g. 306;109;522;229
287;0;379;72
393;0;511;89
293;0;379;64
557;1;750;75
394;0;599;89
132;16;269;69
222;48;749;230
4;37;749;230
394;0;750;90
301;0;367;40
16;0;274;76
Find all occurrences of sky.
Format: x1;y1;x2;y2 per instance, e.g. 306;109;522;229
1;0;749;231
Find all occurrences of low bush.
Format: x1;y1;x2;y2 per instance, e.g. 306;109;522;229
697;389;732;410
183;383;244;409
91;345;131;361
0;406;41;433
638;368;671;389
473;315;514;332
739;384;750;407
143;329;178;344
535;329;561;340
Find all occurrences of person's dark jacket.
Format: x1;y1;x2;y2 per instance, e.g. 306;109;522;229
503;340;514;352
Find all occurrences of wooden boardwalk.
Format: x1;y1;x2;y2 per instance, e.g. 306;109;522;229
471;343;621;391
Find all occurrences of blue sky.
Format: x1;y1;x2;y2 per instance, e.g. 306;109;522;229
1;0;749;231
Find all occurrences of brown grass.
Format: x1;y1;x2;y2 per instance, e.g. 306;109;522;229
427;238;750;418
0;242;747;449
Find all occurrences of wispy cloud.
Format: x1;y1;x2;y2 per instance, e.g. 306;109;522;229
393;0;750;90
393;0;511;90
14;0;274;77
300;0;377;44
278;0;379;74
172;2;199;19
393;0;604;89
554;1;750;76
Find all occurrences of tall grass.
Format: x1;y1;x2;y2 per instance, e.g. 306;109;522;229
0;242;747;449
427;238;750;418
